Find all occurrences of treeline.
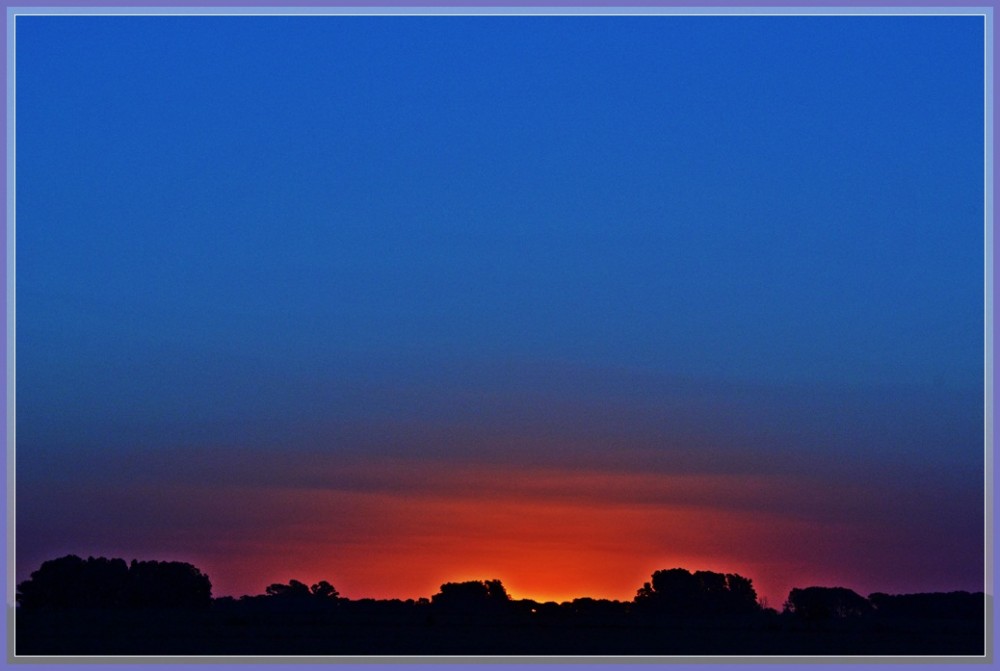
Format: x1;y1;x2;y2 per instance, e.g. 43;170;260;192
15;555;985;656
17;555;983;621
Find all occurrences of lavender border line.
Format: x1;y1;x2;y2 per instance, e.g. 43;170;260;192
0;3;993;669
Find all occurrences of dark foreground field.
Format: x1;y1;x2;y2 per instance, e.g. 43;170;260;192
16;606;984;656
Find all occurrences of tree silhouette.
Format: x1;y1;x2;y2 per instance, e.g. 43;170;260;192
265;579;311;599
868;591;983;619
432;579;510;611
15;555;986;656
127;559;212;609
310;580;339;600
17;555;128;609
725;573;758;611
16;555;210;610
264;579;340;602
784;586;872;620
634;568;760;616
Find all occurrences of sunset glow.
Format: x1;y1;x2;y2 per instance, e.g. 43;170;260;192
15;13;984;615
17;447;983;605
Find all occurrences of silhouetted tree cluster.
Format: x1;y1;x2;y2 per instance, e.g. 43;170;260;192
128;559;213;608
633;568;760;616
431;579;510;613
15;555;986;656
868;591;983;620
17;555;211;610
782;587;985;622
783;586;872;620
264;579;340;601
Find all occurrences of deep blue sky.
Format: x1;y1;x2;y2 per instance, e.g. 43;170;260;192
15;15;985;601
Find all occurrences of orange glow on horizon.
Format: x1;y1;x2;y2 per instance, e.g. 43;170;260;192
178;461;833;605
25;451;982;608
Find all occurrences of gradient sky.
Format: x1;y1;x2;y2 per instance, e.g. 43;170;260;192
15;14;985;606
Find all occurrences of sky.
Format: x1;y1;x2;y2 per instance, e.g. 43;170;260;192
15;14;985;606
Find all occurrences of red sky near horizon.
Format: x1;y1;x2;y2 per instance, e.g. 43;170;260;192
17;444;983;606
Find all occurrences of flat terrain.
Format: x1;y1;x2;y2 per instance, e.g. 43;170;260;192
15;608;985;657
